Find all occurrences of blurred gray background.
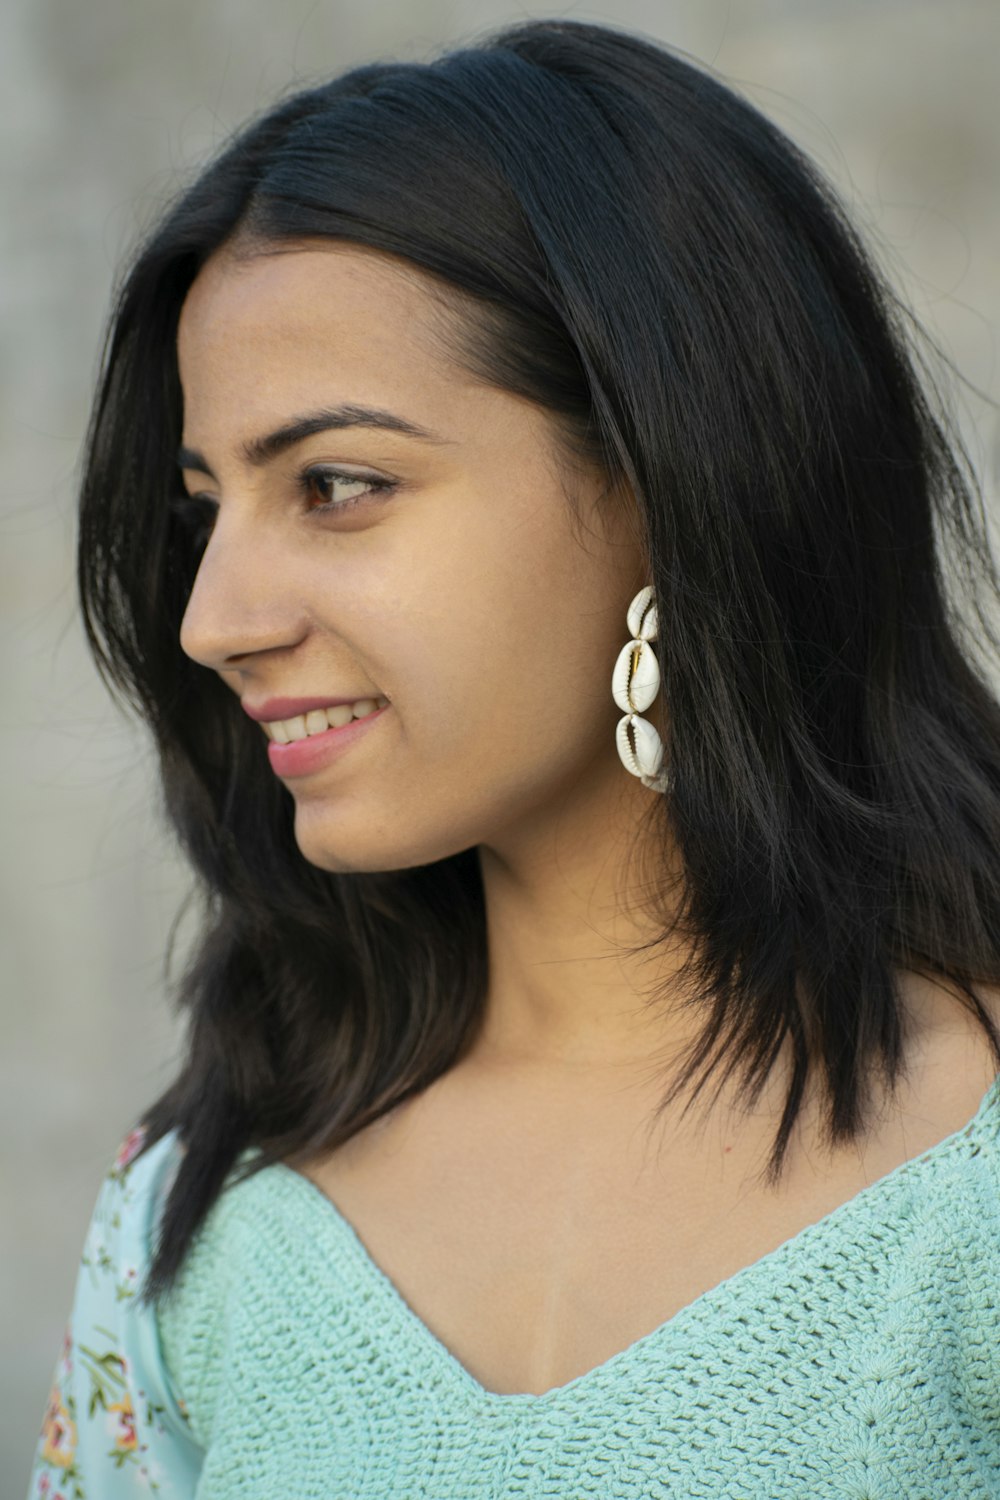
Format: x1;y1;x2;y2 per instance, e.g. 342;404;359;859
4;0;998;1489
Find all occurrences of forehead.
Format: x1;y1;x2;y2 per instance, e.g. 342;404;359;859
175;238;566;469
176;242;463;404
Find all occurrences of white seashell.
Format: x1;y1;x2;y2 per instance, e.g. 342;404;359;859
615;713;665;779
611;637;661;714
626;586;658;642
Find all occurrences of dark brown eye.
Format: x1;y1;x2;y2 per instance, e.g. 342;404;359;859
300;466;398;514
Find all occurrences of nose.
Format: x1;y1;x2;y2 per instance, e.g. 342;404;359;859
178;511;309;671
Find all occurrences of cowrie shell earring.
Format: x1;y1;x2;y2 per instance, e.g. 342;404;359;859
612;585;671;793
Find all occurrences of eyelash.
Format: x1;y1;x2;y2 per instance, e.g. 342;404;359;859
299;465;399;514
169;465;398;543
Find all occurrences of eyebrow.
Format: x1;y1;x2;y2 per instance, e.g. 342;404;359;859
177;403;452;478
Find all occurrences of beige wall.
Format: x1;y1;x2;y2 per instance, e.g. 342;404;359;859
4;0;998;1486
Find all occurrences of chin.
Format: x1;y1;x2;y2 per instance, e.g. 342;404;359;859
289;802;472;877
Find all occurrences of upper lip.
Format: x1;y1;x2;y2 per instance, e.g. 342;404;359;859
241;695;380;723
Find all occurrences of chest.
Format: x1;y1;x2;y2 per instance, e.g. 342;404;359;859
290;1029;997;1397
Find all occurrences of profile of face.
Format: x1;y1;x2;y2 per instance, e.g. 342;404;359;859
176;241;654;875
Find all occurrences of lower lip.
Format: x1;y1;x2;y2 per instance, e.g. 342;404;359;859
265;707;388;778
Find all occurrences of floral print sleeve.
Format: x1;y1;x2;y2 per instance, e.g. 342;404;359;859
26;1124;204;1499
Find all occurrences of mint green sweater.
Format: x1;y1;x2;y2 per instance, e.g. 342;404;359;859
28;1074;1000;1497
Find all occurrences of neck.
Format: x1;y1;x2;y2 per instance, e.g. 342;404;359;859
471;767;698;1074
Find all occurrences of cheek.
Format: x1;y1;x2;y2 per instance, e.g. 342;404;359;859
286;499;631;870
376;496;619;781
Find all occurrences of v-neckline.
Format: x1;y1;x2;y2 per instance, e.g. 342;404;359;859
260;1069;1000;1409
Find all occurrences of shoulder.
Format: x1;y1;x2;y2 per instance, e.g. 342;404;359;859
891;970;1000;1144
83;1124;187;1297
28;1123;202;1497
905;1065;1000;1438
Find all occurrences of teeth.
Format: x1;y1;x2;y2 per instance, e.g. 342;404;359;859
263;697;388;742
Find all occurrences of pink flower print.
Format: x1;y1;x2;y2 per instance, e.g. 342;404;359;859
114;1126;148;1173
108;1393;138;1452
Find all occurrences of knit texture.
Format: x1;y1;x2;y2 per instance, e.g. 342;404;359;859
158;1072;1000;1497
28;1073;1000;1498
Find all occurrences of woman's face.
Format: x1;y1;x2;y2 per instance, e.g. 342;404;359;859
176;241;652;873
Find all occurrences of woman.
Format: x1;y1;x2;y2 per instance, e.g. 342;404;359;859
28;16;1000;1497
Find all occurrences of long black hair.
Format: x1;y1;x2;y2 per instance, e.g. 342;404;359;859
77;16;1000;1307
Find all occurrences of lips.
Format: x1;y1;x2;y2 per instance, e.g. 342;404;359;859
264;701;388;778
242;695;377;723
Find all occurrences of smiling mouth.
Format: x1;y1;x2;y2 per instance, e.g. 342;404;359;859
262;697;390;742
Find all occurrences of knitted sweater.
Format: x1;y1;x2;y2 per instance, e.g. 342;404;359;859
27;1073;1000;1498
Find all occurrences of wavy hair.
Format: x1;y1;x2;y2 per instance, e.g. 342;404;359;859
76;16;1000;1306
